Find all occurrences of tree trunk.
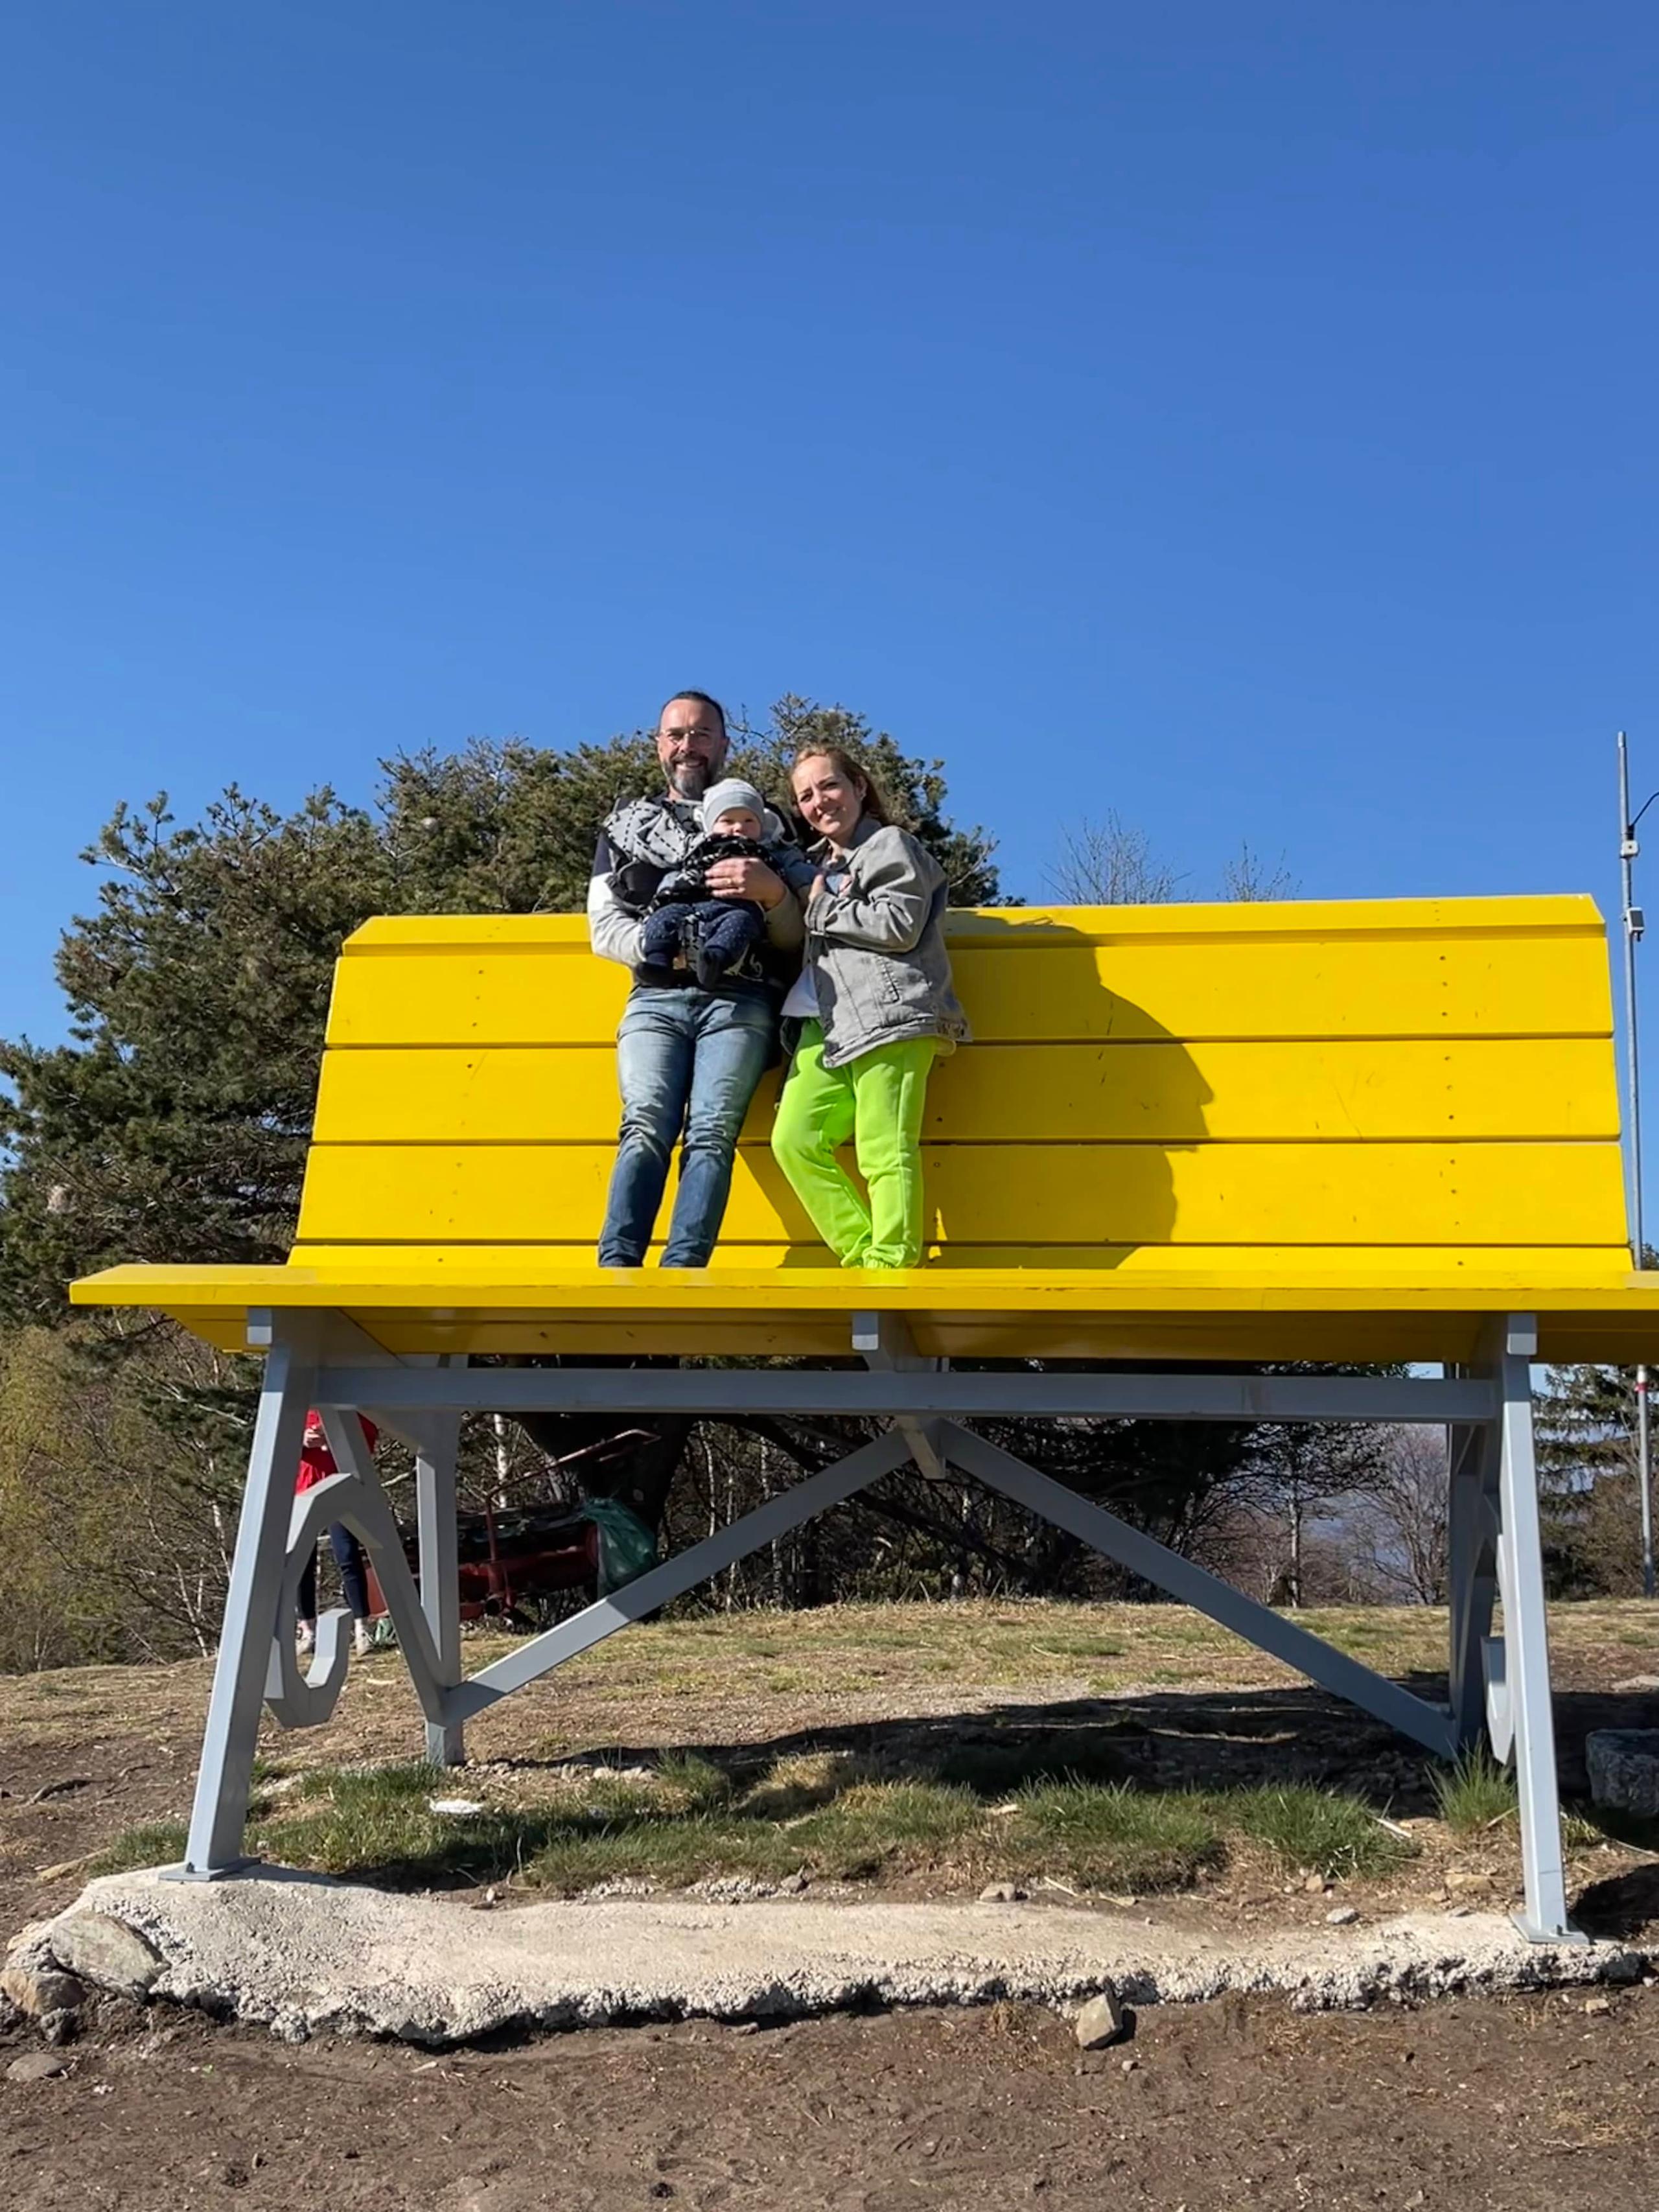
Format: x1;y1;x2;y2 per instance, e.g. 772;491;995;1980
1288;1485;1303;1609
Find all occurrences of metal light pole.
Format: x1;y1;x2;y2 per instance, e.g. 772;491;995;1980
1618;731;1657;1598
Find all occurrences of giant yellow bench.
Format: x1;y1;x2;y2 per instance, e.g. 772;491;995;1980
73;894;1659;1936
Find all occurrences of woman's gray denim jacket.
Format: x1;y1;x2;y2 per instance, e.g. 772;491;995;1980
802;817;971;1070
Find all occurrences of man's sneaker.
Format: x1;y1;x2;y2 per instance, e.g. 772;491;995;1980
296;1622;316;1657
354;1618;374;1657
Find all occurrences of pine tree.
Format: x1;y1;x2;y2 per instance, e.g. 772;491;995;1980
1536;1361;1647;1594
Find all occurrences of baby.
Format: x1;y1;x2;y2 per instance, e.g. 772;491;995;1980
640;778;795;990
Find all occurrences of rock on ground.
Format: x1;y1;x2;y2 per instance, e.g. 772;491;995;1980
0;1959;86;2019
1586;1729;1659;1817
6;2049;71;2082
1074;1986;1127;2047
3;1867;1647;2049
49;1909;163;2001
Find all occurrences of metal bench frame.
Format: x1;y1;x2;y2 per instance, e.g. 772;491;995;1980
177;1302;1581;1945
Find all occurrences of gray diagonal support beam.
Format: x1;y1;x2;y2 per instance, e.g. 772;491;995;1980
898;1416;949;1481
447;1426;914;1721
1446;1414;1499;1750
316;1365;1496;1425
937;1421;1458;1758
415;1406;466;1767
1484;1315;1579;1944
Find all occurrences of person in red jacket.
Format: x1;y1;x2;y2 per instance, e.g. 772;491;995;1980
295;1410;378;1658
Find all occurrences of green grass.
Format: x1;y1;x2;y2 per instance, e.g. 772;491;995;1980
526;1816;786;1892
87;1762;1406;1898
1002;1780;1224;1891
87;1820;189;1875
1431;1746;1518;1834
1225;1784;1406;1880
651;1751;736;1813
519;1771;987;1893
248;1761;568;1883
217;1743;1417;1900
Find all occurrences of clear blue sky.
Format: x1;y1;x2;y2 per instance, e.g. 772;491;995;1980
5;5;1657;1080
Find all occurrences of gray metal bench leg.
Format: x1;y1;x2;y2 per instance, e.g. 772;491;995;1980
175;1331;314;1878
1489;1316;1581;1944
1446;1412;1498;1750
416;1411;466;1767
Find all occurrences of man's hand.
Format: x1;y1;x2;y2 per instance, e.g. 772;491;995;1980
705;856;785;907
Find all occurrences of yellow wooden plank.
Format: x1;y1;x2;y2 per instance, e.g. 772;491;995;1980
916;1313;1498;1364
81;1283;1659;1362
285;1242;1637;1284
122;1299;1659;1366
163;1309;256;1353
932;1038;1619;1137
323;929;1614;1049
342;894;1606;952
78;1258;1659;1308
312;1038;1621;1146
1540;1315;1659;1361
292;1138;1629;1249
73;1266;1659;1365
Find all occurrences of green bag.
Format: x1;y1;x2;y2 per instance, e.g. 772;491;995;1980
579;1496;660;1596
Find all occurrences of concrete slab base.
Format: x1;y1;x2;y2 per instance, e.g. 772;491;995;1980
11;1868;1649;2048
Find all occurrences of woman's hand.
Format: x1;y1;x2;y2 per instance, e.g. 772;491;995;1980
704;856;785;907
808;873;828;903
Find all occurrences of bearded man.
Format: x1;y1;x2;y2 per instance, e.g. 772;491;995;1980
587;691;811;1268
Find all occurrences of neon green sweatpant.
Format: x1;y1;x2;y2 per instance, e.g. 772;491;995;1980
771;1021;940;1270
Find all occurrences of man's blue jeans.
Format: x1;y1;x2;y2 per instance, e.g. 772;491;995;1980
597;987;775;1267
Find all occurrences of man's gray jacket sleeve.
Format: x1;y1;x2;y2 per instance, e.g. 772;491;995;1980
586;835;646;969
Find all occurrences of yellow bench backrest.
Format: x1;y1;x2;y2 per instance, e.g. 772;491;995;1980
295;895;1629;1274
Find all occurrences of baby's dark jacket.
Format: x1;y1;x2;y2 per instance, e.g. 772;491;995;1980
647;832;784;912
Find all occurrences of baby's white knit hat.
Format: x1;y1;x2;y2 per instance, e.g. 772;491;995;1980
700;778;783;841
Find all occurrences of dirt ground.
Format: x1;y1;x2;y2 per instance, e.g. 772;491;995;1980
3;1983;1657;2211
5;1601;1659;2207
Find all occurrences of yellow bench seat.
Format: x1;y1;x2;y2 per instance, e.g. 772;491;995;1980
74;1257;1659;1366
71;893;1659;1366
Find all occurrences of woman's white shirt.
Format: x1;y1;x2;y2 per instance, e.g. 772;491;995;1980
781;967;819;1019
782;862;849;1019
